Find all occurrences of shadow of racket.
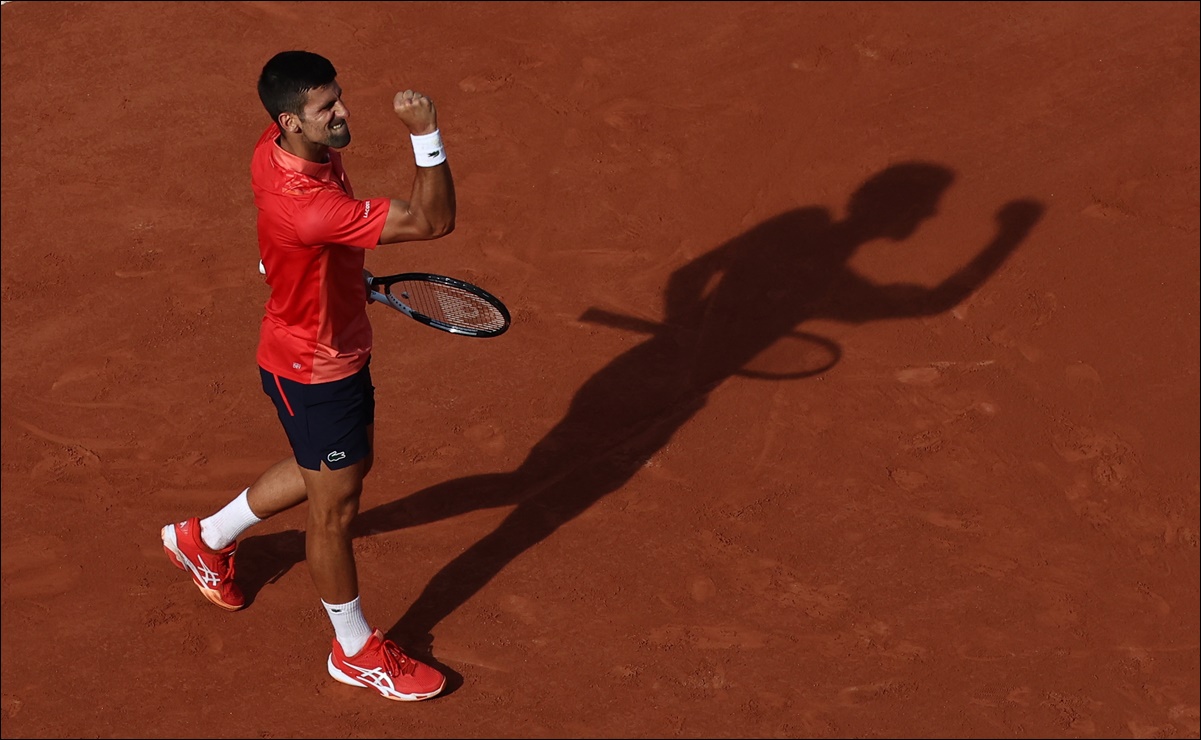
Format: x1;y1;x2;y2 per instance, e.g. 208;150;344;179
578;307;840;380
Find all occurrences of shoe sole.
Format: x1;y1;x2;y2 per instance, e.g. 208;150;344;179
327;654;446;701
160;524;244;612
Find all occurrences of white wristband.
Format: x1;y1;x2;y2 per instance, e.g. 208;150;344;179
410;130;446;167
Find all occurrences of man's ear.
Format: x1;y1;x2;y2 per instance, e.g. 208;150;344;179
278;111;302;134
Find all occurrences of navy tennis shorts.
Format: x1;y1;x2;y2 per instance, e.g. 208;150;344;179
259;359;375;471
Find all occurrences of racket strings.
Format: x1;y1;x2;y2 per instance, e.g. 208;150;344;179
396;280;506;331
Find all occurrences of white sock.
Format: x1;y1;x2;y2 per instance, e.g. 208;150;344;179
323;596;373;657
200;488;262;551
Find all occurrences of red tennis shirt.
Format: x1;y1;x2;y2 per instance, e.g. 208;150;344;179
251;124;391;384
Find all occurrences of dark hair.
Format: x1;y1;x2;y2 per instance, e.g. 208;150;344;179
257;51;337;123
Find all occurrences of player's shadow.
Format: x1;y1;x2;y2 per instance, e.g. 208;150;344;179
237;162;1044;681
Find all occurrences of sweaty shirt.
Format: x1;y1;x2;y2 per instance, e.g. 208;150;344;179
251;124;391;384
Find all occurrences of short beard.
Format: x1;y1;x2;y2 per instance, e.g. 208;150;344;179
325;125;351;149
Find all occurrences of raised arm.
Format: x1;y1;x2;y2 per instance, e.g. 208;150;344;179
378;89;456;244
922;199;1043;312
850;199;1045;319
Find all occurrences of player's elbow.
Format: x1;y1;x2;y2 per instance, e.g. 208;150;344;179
429;214;456;239
412;219;454;242
380;203;456;243
414;205;455;240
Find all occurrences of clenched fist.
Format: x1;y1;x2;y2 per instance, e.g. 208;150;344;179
995;199;1044;232
393;90;438;136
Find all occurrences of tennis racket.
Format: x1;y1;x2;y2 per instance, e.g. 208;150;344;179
366;271;511;338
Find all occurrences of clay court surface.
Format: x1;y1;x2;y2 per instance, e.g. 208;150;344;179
2;2;1198;738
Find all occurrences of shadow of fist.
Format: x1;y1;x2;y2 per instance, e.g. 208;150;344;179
996;199;1045;232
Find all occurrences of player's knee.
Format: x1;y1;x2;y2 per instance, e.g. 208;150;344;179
309;492;360;531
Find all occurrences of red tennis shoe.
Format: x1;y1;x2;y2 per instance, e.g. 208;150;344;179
327;629;445;701
160;517;245;611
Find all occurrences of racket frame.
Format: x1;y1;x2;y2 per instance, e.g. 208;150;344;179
367;272;511;338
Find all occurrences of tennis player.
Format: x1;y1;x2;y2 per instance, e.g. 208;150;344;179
160;50;455;702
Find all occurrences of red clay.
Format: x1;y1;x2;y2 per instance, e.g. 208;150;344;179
2;2;1197;737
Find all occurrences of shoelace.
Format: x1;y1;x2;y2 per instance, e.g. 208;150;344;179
190;524;237;583
204;544;237;582
380;639;418;677
217;550;236;581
